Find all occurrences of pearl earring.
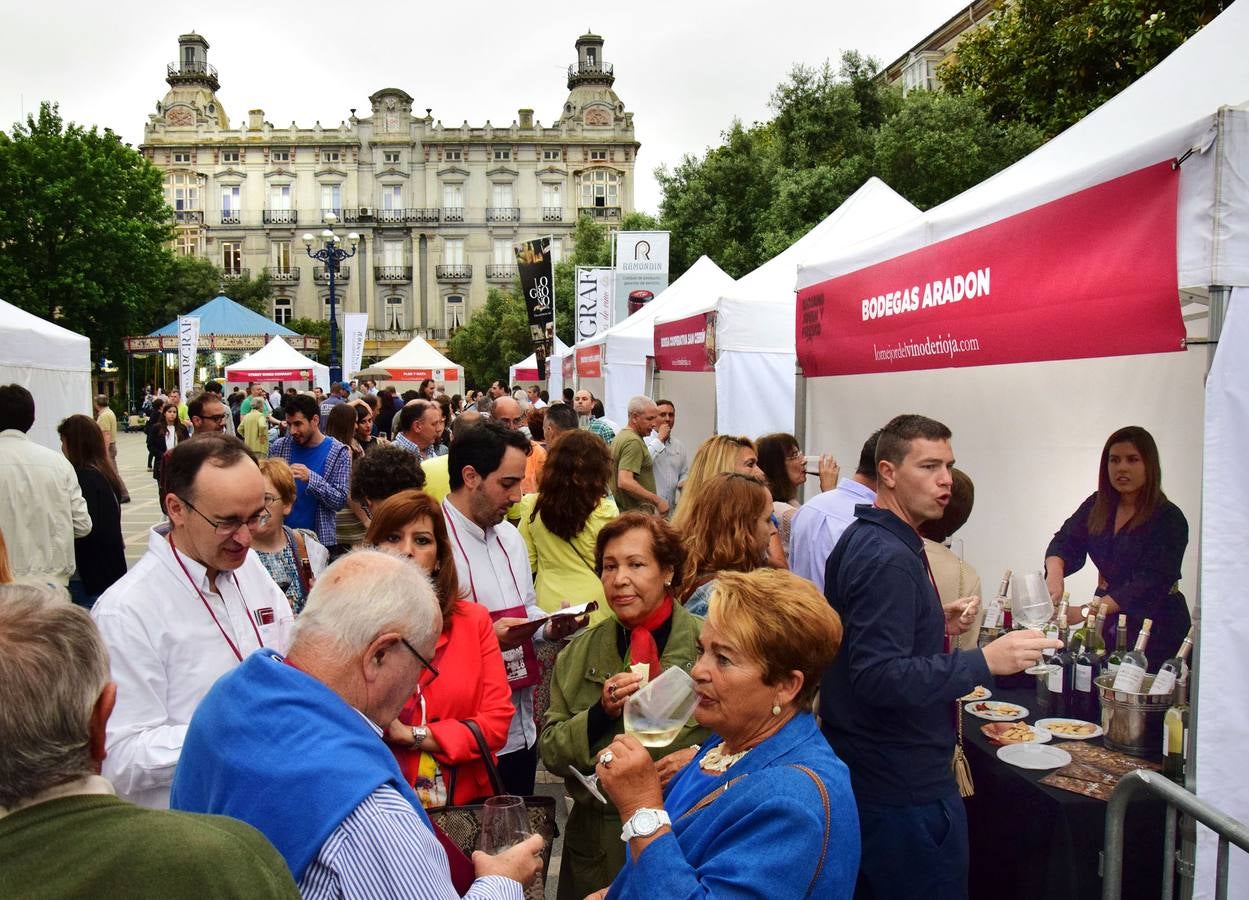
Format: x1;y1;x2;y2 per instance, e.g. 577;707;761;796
771;704;781;716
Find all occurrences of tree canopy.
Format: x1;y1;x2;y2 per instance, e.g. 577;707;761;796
447;287;532;388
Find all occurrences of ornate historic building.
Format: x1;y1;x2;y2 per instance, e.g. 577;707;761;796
879;0;1003;94
141;32;638;345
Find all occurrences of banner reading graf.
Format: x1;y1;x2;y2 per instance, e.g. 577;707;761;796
516;237;555;379
575;266;613;342
178;316;200;399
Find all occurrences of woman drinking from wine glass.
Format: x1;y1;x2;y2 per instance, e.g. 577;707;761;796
1045;425;1190;660
588;569;859;900
540;512;708;900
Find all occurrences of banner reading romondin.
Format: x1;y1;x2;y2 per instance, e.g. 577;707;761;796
613;232;669;325
575;266;613;342
178;316;200;399
516;237;555;379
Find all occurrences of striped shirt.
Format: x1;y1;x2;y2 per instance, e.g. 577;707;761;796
584;417;616;445
299;785;521;900
392;432;445;462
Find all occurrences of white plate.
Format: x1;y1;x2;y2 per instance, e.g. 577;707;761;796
960;686;992;702
1034;718;1104;740
964;700;1028;721
997;743;1073;770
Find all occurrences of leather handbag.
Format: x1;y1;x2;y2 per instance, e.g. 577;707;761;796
426;720;558;900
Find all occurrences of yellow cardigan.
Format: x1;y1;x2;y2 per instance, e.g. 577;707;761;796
517;492;617;623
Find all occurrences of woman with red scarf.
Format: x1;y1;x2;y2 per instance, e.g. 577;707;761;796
368;490;514;807
539;512;709;900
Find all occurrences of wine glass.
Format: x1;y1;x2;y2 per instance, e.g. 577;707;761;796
478;795;530;854
1011;571;1058;675
569;667;699;804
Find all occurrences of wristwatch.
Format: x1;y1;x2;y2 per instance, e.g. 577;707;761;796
621;807;671;842
410;725;429;746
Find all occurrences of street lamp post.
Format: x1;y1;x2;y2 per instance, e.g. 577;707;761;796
303;212;359;384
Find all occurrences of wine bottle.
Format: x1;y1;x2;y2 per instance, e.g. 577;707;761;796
1042;598;1068;659
1148;628;1195;697
1163;678;1189;784
1106;613;1129;679
981;569;1011;632
1090;603;1109;659
1110;618;1152;692
1047;617;1072;717
1070;611;1102;720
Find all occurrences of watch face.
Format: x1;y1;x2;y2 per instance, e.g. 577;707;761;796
633;809;660;835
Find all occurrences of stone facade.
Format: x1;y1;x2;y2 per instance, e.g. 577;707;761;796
879;0;1003;94
141;32;639;345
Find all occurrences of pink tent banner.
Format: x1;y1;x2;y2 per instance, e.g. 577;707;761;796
654;312;716;372
796;162;1184;377
227;367;312;382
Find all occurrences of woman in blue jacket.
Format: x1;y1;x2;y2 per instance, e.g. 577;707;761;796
592;568;860;900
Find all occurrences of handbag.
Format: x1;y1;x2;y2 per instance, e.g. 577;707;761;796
426;720;558;900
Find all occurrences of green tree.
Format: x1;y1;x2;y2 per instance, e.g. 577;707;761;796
149;254;220;329
226;269;274;315
447;288;531;388
287;317;331;363
0;102;173;361
940;0;1230;136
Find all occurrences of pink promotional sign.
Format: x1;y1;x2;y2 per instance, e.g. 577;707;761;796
386;368;458;382
513;367;541;382
654;312;716;373
562;353;574;383
576;345;603;378
226;368;311;382
796;162;1184;377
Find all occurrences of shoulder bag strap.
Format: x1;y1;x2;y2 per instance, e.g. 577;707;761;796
675;773;748;822
788;764;831;899
462;719;506;796
286;527;314;600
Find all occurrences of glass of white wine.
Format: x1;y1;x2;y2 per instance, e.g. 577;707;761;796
569;667;699;804
1011;571;1058;675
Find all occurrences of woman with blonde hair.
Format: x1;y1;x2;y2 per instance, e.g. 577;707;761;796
679;472;775;616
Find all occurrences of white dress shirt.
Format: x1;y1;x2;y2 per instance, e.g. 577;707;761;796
0;429;92;587
91;524;293;808
787;478;877;594
441;497;545;754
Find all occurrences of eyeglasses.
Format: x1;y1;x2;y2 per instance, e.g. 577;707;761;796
400;637;440;682
179;497;272;536
786;449;805;461
198;413;228;424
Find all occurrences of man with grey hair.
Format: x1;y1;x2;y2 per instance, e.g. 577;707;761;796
171;550;543;899
541;401;578;445
610;395;666;514
0;584;299;898
393;399;446;461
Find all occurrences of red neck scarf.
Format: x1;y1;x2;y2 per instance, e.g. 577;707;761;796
629;594;674;681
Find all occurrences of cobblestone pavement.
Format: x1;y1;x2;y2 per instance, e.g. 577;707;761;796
114;430;571;897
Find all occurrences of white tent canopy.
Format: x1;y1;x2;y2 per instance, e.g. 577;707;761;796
573;256;734;424
0;299;91;450
225;336;329;392
652;178;920;439
367;336;464;389
509;337;571;398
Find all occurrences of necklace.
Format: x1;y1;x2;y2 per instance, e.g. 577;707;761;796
699;744;750;774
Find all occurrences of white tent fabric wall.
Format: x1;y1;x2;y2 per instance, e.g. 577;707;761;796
602;363;646;426
224;336;330;392
652;370;716;451
1195;288;1249;900
716;350;794;441
0;299;92;450
507;337;570;398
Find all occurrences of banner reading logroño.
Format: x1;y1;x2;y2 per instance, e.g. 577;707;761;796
654;311;717;373
796;162;1185;378
178;316;200;398
516;237;555;379
614;232;669;325
575;266;613;342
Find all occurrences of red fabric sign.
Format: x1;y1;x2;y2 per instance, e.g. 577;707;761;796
513;367;540;382
226;368;312;382
386;368;458;382
576;345;602;378
654;312;716;373
562;354;574;382
796;163;1184;377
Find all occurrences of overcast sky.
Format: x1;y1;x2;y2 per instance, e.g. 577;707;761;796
1;0;971;213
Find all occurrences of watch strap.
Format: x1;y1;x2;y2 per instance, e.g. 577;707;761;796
621;808;671;841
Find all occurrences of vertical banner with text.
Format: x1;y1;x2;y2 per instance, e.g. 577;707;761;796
516;237;555;379
613;232;670;325
575;266;614;342
178;316;200;399
342;313;368;381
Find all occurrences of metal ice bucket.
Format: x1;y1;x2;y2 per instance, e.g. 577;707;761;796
1096;674;1172;757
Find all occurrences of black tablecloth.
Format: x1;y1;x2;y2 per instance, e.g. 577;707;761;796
964;685;1167;900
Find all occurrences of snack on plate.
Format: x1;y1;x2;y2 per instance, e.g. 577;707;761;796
982;722;1037;745
1044;721;1098;737
971;701;1022;717
960;686;990;701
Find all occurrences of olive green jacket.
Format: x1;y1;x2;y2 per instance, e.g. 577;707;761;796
539;604;708;900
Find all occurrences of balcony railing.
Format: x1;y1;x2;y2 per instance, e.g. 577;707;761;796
410;208;441;224
376;208;408;224
375;266;413;282
265;267;300;283
167;61;220;90
320;208;343;221
443;207;465;223
567;62;614;88
264;209;298;225
221;268;250;281
486;264;518;281
579;206;621;220
342;208;371;223
436;264;472;281
541;207;563;222
486;207;520;223
313;266;350;282
220;210;241;225
173;209;203;224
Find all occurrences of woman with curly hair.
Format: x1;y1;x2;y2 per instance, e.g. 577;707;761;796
518;429;618;624
678;472;775;616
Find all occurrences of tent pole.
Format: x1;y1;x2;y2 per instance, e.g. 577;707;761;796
794;360;808;503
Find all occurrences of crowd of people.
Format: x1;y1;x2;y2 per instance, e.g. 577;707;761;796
0;374;1193;899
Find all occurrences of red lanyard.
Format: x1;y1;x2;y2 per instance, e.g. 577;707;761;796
442;500;523;607
168;534;264;662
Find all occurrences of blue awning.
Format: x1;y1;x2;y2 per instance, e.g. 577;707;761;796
149;295;298;337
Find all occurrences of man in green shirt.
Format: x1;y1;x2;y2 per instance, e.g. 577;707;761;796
611;395;666;515
239;406;270;456
0;584;298;899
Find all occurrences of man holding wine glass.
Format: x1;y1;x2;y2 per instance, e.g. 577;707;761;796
820;415;1061;900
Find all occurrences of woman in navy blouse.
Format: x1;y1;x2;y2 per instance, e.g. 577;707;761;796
1045;425;1190;660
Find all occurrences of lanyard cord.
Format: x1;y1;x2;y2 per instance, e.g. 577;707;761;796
442;500;524;607
167;534;264;662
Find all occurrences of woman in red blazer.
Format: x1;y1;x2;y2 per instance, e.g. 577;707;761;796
368;489;515;806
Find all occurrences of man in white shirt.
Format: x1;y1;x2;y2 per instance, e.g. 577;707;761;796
441;422;585;795
788;429;882;593
92;433;293;808
0;384;92;586
644;399;689;518
525;385;547;410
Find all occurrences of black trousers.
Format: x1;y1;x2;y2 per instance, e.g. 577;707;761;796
495;742;538;796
